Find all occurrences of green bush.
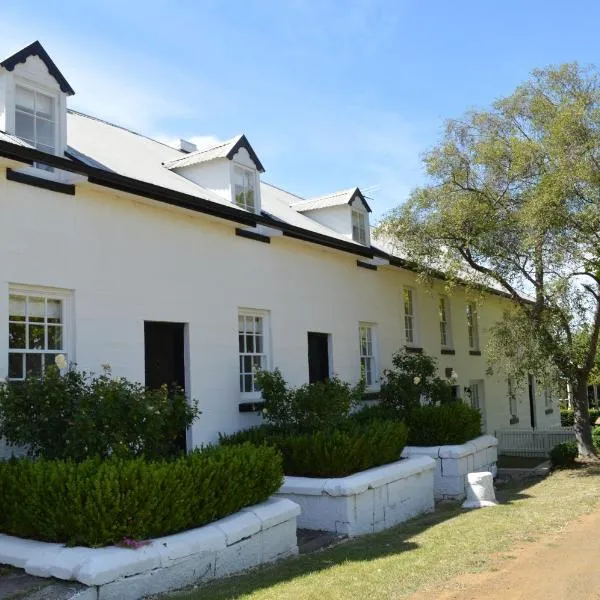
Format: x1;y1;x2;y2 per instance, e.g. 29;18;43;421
405;402;482;446
0;366;199;460
220;420;408;478
592;427;600;451
0;443;282;547
256;369;364;429
549;441;578;468
560;409;600;427
380;350;453;419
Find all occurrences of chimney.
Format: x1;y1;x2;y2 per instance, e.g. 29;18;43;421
175;139;197;154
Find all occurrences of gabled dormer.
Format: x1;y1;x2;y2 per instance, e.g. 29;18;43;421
292;187;372;245
0;41;74;169
164;135;265;214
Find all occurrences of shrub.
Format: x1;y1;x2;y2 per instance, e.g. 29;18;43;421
0;366;199;460
560;409;600;427
380;350;453;419
592;427;600;451
256;369;364;429
549;441;578;468
220;420;408;478
0;443;282;547
405;402;482;446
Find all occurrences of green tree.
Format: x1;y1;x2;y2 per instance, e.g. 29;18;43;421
377;63;600;456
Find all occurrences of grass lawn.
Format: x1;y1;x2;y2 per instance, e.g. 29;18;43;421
168;465;600;600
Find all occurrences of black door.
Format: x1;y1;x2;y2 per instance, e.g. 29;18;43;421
528;374;536;429
144;321;187;451
307;332;329;383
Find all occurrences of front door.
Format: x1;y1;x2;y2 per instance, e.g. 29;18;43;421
307;332;330;383
144;321;187;451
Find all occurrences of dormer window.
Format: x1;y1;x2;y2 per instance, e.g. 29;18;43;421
352;209;368;244
234;166;257;212
15;85;56;157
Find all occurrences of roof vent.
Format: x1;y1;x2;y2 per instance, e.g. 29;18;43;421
175;139;197;154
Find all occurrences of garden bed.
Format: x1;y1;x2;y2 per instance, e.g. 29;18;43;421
0;498;300;600
275;456;435;537
401;435;498;500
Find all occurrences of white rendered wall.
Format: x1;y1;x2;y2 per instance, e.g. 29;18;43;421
171;158;232;203
0;170;560;448
301;205;352;239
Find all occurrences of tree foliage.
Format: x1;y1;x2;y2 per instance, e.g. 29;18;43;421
377;63;600;455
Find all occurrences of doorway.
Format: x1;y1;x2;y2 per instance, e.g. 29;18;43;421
307;332;330;383
144;321;187;451
528;374;536;428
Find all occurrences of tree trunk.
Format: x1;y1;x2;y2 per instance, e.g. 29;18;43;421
572;377;596;457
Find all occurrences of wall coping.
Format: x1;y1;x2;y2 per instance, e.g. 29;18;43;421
402;435;498;460
0;497;300;587
279;456;435;497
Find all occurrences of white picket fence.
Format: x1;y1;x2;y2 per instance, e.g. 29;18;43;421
495;427;576;457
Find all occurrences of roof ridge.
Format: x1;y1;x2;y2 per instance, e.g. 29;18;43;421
262;181;306;202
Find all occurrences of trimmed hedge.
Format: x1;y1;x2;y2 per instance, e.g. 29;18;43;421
0;443;283;547
220;420;408;478
560;409;600;427
405;403;482;446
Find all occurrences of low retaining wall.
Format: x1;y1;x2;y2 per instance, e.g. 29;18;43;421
402;435;498;501
275;456;435;537
0;498;300;600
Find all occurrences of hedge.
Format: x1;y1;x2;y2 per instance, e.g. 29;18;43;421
220;420;408;478
549;441;578;468
405;403;482;446
0;443;283;547
560;409;600;427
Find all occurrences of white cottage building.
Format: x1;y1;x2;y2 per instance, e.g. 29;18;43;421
0;41;560;451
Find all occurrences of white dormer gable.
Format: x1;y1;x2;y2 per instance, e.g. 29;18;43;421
163;134;265;214
291;187;372;246
0;42;73;167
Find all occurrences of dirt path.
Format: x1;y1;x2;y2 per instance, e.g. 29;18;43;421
409;507;600;600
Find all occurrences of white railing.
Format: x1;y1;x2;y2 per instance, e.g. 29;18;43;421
495;427;576;457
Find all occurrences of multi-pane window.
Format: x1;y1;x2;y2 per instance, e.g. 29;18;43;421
352;210;368;245
8;293;66;380
359;323;376;386
234;167;256;212
15;86;55;171
508;378;517;418
439;296;452;348
238;311;268;393
544;386;553;410
403;288;415;345
466;302;479;350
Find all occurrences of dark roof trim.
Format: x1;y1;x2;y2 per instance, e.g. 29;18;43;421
235;227;270;244
6;168;75;195
1;41;75;95
226;134;265;173
350;188;372;213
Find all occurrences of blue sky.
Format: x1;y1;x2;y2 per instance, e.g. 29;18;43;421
1;1;599;219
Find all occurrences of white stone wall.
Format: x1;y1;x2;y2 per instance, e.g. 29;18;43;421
275;456;435;537
402;435;498;501
0;498;300;600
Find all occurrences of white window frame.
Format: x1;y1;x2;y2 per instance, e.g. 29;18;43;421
233;165;258;213
359;322;378;389
403;287;417;346
351;209;368;245
7;285;73;381
439;296;452;349
508;377;518;419
466;302;480;350
238;309;270;398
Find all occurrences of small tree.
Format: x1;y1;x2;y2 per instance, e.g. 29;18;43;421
377;63;600;456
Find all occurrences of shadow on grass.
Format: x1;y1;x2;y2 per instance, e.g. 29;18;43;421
168;475;548;600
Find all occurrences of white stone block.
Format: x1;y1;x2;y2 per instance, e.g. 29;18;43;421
242;497;301;531
214;533;262;578
155;524;225;567
462;471;498;509
441;456;469;477
0;534;63;569
261;519;298;562
279;476;328;496
214;511;261;546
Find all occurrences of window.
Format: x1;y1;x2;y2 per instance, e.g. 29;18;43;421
234;166;257;212
544;386;553;410
238;311;269;394
352;210;368;245
466;302;479;350
15;86;56;171
508;378;517;418
439;296;452;348
403;288;416;345
8;291;69;380
359;323;377;387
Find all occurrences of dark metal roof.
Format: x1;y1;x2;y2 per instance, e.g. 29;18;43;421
1;41;75;95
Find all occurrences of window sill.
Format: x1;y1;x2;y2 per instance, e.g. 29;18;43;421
405;346;423;354
545;408;554;415
362;391;381;402
239;401;265;413
469;350;482;356
441;348;455;355
7;168;75;195
510;416;519;425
